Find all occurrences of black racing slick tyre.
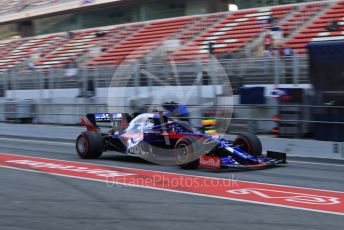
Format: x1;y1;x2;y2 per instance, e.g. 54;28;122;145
175;137;200;169
76;131;104;159
234;132;262;157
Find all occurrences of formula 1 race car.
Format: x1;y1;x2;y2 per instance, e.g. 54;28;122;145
76;113;286;170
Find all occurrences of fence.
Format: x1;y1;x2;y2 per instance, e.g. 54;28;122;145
0;56;309;94
1;56;343;140
0;100;343;140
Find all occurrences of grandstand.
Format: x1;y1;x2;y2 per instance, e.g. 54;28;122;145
0;0;343;138
0;0;342;70
172;5;296;61
287;0;344;54
0;1;68;15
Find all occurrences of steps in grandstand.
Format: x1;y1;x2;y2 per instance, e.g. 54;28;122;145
286;0;344;55
177;13;229;45
166;12;229;62
140;15;204;63
143;13;229;63
171;5;295;62
282;1;332;49
281;2;330;39
88;23;151;66
0;39;26;71
90;16;199;65
35;25;140;69
84;24;144;67
0;35;68;71
242;4;299;57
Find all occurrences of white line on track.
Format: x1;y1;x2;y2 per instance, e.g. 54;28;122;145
0;137;74;146
289;160;344;167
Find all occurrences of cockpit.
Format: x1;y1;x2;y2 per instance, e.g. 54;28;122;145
123;113;196;134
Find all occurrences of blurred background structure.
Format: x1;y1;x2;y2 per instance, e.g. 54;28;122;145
0;0;343;142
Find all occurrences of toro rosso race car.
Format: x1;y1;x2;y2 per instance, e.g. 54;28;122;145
76;113;286;170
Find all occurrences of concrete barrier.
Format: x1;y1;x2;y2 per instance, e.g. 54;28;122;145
259;136;344;160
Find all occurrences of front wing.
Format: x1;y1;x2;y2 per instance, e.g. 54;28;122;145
199;151;287;170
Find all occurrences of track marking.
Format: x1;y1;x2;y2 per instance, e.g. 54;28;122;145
289;160;344;167
0;152;342;194
0;153;344;216
0;137;74;146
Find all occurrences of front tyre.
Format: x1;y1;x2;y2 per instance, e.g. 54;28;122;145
76;131;104;159
234;132;262;157
175;137;200;169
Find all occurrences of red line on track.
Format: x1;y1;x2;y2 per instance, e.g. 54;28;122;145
0;153;343;215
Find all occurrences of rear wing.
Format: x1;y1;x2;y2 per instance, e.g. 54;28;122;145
81;113;134;133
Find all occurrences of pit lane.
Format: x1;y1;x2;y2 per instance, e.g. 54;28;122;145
0;136;343;230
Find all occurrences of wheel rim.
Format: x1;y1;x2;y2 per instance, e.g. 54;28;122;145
77;136;87;153
176;143;189;163
235;138;251;153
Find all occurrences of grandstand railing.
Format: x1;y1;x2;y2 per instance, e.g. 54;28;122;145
0;56;309;94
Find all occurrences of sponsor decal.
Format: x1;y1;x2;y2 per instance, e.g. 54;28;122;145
199;156;221;169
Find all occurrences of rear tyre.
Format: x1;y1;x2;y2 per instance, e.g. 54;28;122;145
234;132;262;157
76;131;104;159
175;137;200;169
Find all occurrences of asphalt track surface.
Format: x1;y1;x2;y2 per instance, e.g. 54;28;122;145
0;136;343;230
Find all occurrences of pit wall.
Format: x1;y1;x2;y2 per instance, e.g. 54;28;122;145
1;84;311;133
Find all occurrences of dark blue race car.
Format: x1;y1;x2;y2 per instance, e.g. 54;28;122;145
76;113;286;170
